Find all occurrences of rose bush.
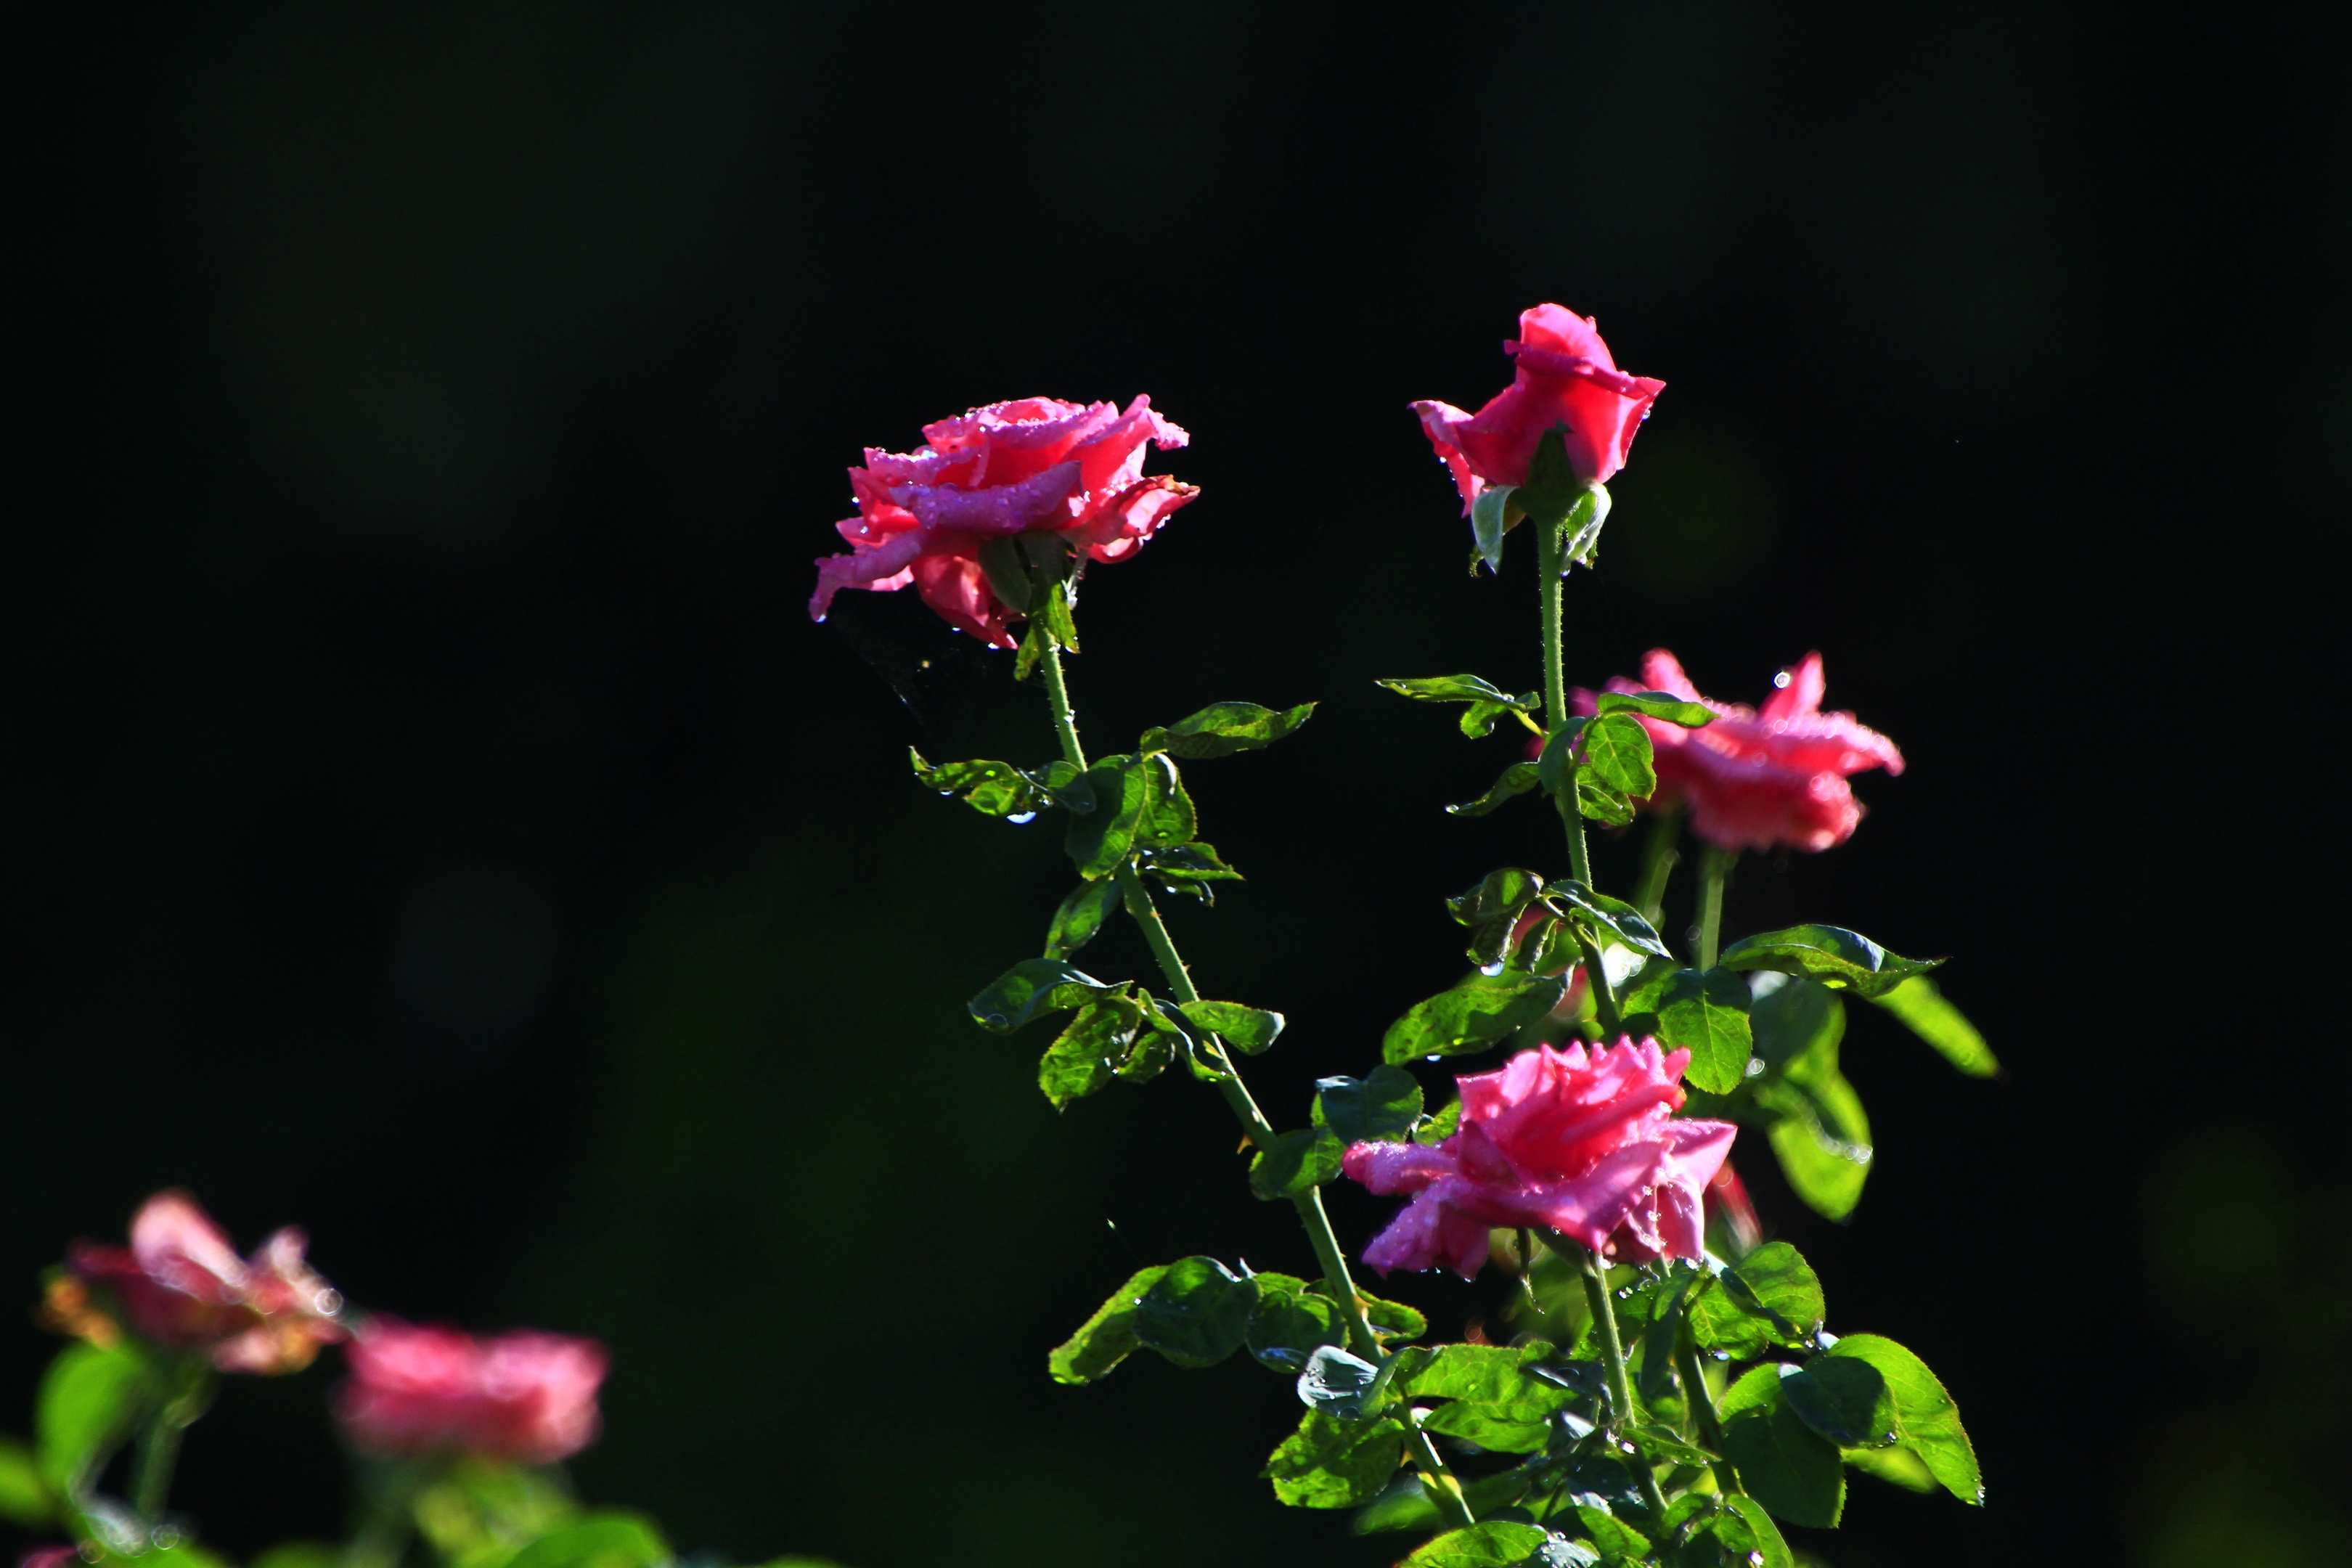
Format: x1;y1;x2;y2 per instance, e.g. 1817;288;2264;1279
335;1318;608;1466
1411;303;1666;507
60;1189;344;1374
1342;1040;1736;1278
1575;648;1905;853
807;395;1195;647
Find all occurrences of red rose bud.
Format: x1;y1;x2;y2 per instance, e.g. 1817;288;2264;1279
809;396;1196;648
1575;650;1903;854
64;1190;346;1373
1342;1040;1736;1279
335;1318;607;1466
1413;304;1665;513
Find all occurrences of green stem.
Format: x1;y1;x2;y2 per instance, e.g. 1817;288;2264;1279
345;1461;425;1568
1574;931;1622;1039
1404;1409;1478;1530
1695;845;1734;971
1572;1241;1671;1519
1633;805;1682;930
1536;518;1595;891
1675;1320;1742;1498
1040;638;1469;1524
131;1412;185;1523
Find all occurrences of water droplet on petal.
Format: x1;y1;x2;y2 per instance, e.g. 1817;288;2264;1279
1773;671;1792;688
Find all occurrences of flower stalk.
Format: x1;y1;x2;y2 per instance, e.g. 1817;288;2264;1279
1675;1320;1741;1498
1695;845;1734;971
1040;640;1471;1527
1569;1241;1671;1519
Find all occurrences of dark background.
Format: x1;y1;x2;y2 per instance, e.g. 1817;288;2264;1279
9;4;2348;1566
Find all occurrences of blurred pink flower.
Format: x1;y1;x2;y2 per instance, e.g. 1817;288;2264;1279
1412;304;1665;510
1704;1159;1763;1257
64;1190;344;1373
808;396;1196;648
337;1318;607;1466
1342;1040;1735;1278
20;1546;81;1568
1575;649;1904;854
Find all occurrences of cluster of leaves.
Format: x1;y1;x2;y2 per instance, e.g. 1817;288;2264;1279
936;701;1314;1108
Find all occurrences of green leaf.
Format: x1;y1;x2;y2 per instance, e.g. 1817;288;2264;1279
1471;486;1517;572
1655;1496;1783;1568
1578;712;1657;797
1014;616;1051;682
1759;1090;1873;1221
1245;1275;1347;1371
1405;1344;1569;1413
1843;1442;1937;1493
1043;879;1121;959
1821;1335;1982;1504
1717;1368;1845;1527
1036;993;1149;1108
1623;1422;1720;1466
1383;971;1569;1063
1654;968;1753;1094
1063;756;1153;878
1250;1129;1344;1201
1721;1494;1795;1568
248;1544;342;1568
1569;1498;1652;1560
1449;867;1550;965
1314;1066;1424;1145
1048;1265;1169;1384
1377;674;1531;708
1716;925;1940;999
1134;1257;1257;1368
1780;1356;1895;1448
1135;754;1199;847
1534;718;1587;796
1747;973;1843;1074
1136;841;1243;884
1400;1522;1553;1567
1869;976;1999;1077
968;958;1122;1032
1297;1344;1387;1417
36;1341;152;1499
1686;1242;1825;1360
0;1435;48;1527
1593;690;1714;728
1354;1471;1537;1536
1140;700;1318;760
976;529;1078;616
1447;762;1544;818
504;1513;671;1568
1357;1291;1429;1344
1413;1099;1463;1146
1575;779;1636;825
1264;1410;1407;1508
1033;577;1079;651
1561;480;1612;563
908;751;1049;817
1543;881;1673;959
1631;1262;1704;1405
1179;1000;1285;1055
1417;1401;1554;1453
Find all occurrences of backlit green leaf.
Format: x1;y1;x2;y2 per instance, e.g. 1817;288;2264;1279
1593;690;1714;728
1140;700;1317;760
1578;711;1657;797
1821;1335;1981;1504
1654;968;1752;1094
1718;1368;1845;1527
1543;881;1672;958
1534;719;1587;796
1471;486;1517;573
1781;1356;1895;1448
36;1341;152;1499
1314;1066;1424;1145
1250;1129;1344;1201
1400;1522;1554;1568
1447;762;1543;818
0;1435;48;1527
1063;756;1152;878
1043;879;1121;959
1179;1000;1285;1055
1136;754;1198;846
1383;971;1569;1063
1036;993;1148;1108
504;1514;670;1568
1869;976;1998;1077
1843;1442;1936;1493
1245;1275;1347;1371
1575;779;1636;824
1717;925;1940;999
908;750;1050;817
1264;1410;1406;1508
1135;1257;1257;1368
1048;1265;1168;1384
968;959;1123;1033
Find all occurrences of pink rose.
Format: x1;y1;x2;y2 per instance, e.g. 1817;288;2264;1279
335;1318;607;1466
65;1190;345;1373
1342;1040;1736;1279
1412;304;1666;512
807;396;1196;648
1574;650;1905;854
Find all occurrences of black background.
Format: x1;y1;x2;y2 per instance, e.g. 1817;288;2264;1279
9;5;2348;1566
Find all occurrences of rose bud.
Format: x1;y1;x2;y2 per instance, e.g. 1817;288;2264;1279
809;396;1196;648
1412;304;1665;514
1574;649;1904;854
335;1318;607;1466
64;1190;345;1373
1342;1040;1736;1278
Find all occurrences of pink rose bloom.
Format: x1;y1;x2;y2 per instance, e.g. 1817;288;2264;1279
1342;1040;1735;1279
1412;304;1666;511
336;1318;607;1466
807;396;1197;648
1574;649;1905;854
66;1190;345;1373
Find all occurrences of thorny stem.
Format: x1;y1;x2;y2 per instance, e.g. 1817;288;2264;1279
1537;518;1595;892
1633;805;1683;931
1570;1239;1672;1520
1037;639;1473;1530
1675;1319;1743;1498
1695;844;1735;971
